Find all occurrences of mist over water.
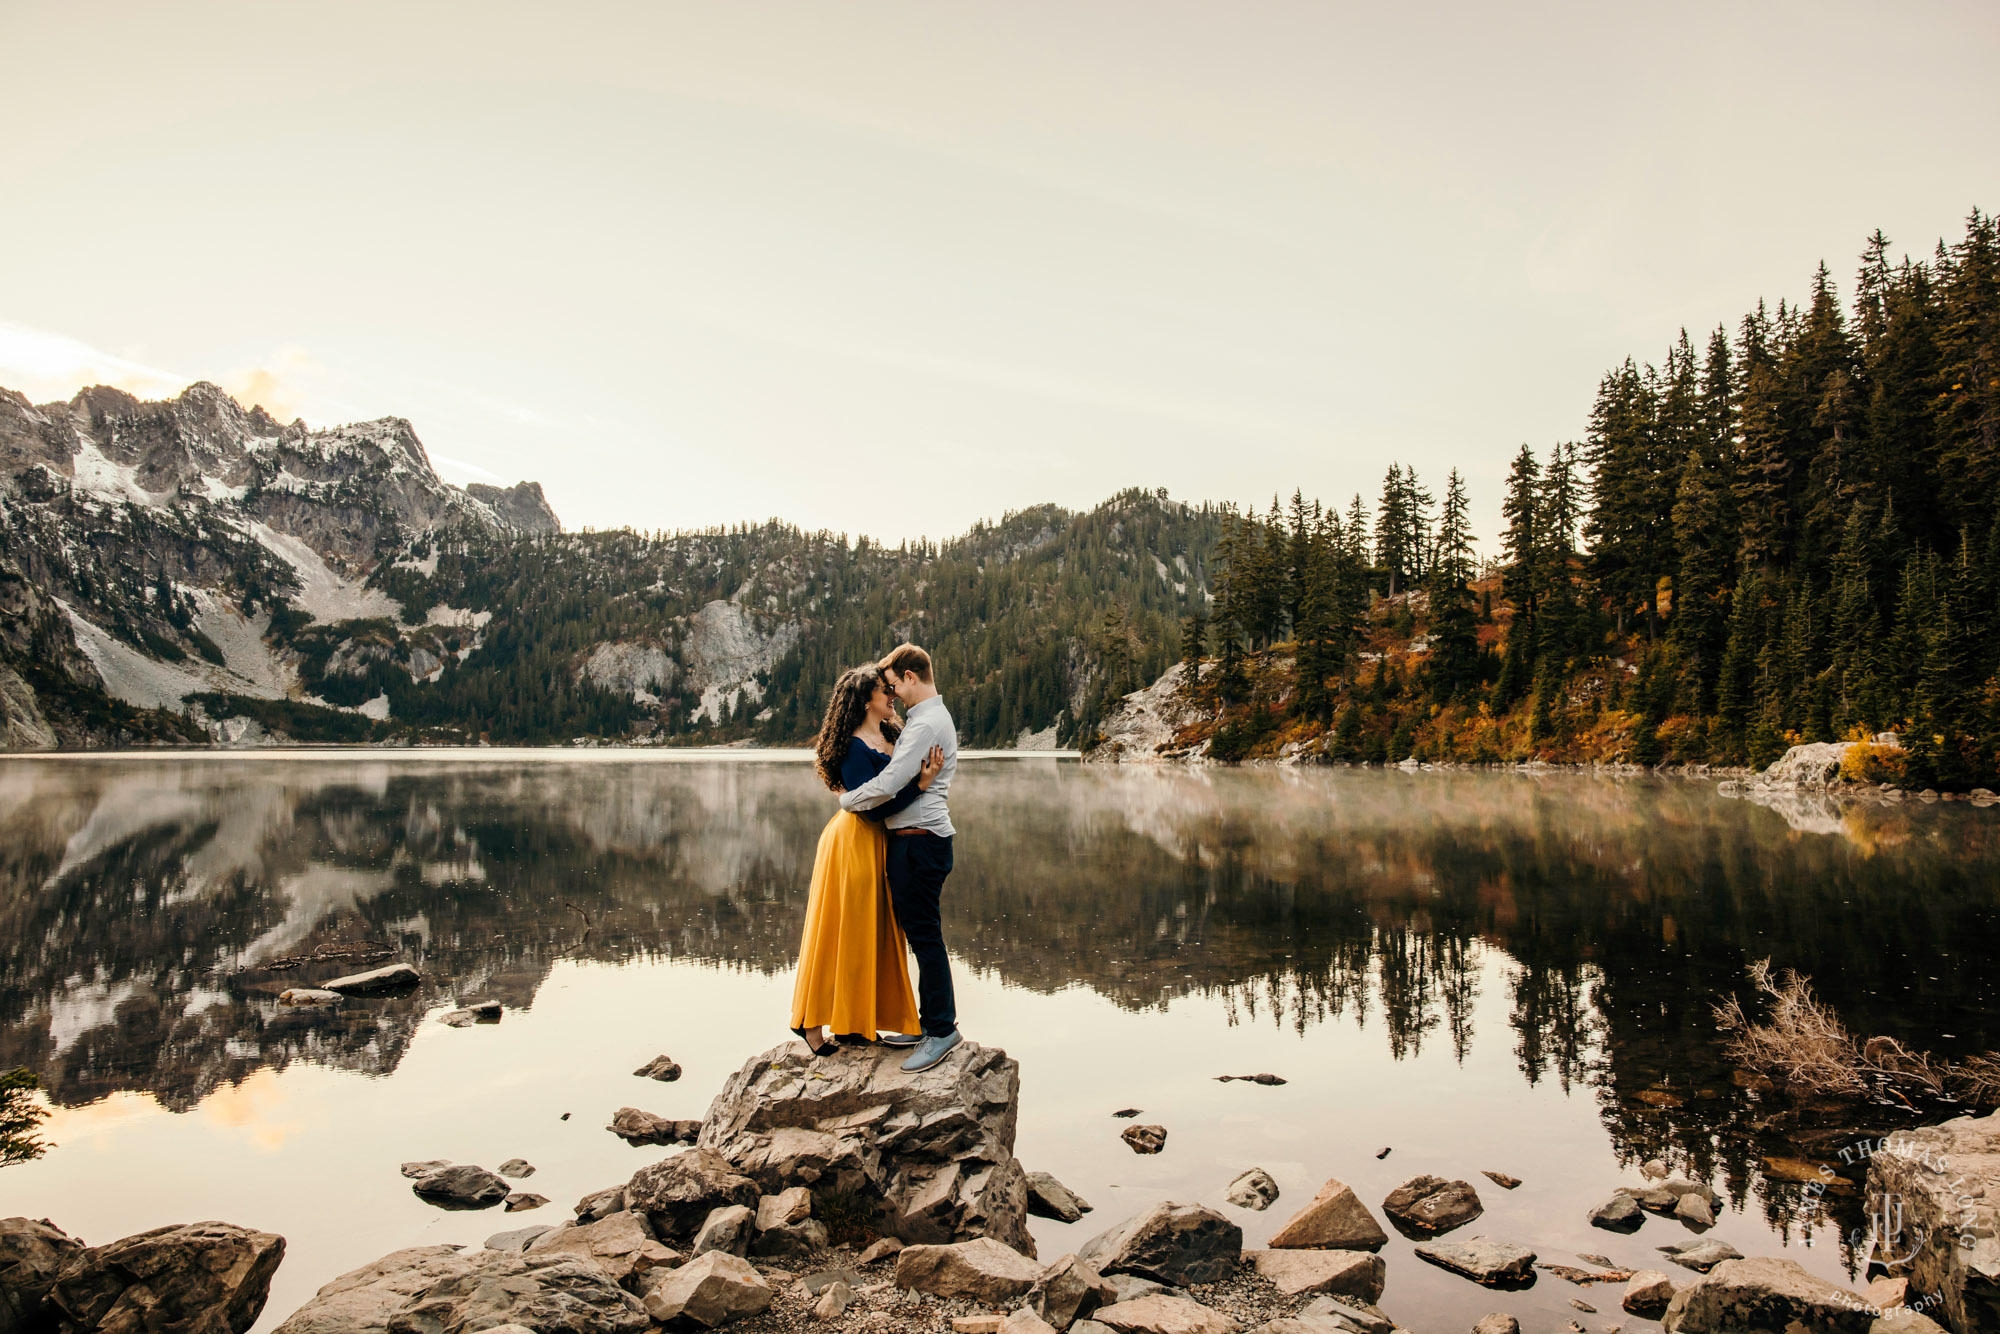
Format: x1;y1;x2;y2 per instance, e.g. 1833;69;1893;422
2;755;1997;1332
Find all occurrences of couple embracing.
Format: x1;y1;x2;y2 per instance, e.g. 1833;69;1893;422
789;643;963;1073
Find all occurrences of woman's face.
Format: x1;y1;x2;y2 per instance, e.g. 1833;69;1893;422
864;683;895;725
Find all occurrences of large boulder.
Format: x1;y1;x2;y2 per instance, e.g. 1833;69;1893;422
47;1221;284;1334
1;1217;85;1333
1079;1202;1242;1287
1865;1109;2000;1334
1380;1175;1482;1235
895;1237;1047;1304
273;1247;479;1334
1661;1256;1874;1334
1026;1253;1118;1330
624;1149;760;1240
699;1040;1033;1254
639;1251;773;1328
383;1250;650;1334
1266;1180;1387;1251
410;1164;510;1209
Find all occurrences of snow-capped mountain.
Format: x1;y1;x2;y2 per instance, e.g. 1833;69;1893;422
0;381;557;746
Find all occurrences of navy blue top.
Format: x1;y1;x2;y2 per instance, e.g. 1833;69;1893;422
841;737;925;821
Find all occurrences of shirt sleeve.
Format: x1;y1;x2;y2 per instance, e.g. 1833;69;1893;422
839;716;930;811
839;741;924;821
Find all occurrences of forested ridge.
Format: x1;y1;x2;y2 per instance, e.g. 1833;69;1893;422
1176;211;2000;787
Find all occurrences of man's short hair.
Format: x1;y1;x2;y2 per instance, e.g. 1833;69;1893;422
879;643;934;684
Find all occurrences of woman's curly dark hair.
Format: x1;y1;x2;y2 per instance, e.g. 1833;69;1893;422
813;666;902;792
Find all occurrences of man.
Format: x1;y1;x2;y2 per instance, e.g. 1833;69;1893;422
839;643;961;1072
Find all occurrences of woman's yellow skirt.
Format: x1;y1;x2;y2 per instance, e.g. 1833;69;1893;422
789;810;921;1040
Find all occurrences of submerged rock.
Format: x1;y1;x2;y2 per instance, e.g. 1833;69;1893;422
700;1040;1034;1254
1589;1193;1644;1231
322;963;420;993
1079;1201;1242;1287
1470;1317;1520;1334
1660;1256;1873;1333
1381;1175;1483;1234
503;1192;547;1212
49;1221;285;1334
1267;1179;1388;1251
1622;1270;1677;1315
1657;1238;1743;1272
497;1158;535;1179
1673;1192;1715;1229
634;1054;683;1082
1224;1168;1280;1212
483;1226;553;1253
607;1106;699;1146
1412;1237;1537;1285
1028;1171;1095;1222
277;988;343;1007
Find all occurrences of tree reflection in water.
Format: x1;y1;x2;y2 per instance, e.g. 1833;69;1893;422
0;756;1995;1250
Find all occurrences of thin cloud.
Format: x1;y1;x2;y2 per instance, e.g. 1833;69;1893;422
430;452;503;482
0;320;188;402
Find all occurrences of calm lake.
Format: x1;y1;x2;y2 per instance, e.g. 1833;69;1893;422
3;754;1998;1333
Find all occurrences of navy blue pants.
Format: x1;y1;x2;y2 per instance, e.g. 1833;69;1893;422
887;832;957;1038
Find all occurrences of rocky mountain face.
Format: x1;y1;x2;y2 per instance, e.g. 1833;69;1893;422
0;381;558;747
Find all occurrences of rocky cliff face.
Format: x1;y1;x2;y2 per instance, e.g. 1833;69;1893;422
0;381;557;748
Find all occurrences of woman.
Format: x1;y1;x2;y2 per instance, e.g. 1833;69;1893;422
789;665;944;1056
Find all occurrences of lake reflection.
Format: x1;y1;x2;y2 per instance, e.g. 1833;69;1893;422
2;755;1996;1333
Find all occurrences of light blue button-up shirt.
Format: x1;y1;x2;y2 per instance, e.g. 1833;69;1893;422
838;695;957;837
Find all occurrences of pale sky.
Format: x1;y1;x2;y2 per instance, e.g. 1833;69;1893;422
2;1;1993;543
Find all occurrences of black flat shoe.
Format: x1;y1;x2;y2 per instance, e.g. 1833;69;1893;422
791;1026;839;1057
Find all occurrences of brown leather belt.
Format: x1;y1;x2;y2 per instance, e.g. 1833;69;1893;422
891;828;933;837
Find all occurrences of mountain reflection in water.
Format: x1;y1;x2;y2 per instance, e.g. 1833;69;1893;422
2;755;1998;1270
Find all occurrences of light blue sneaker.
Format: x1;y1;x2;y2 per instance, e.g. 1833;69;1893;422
900;1030;963;1073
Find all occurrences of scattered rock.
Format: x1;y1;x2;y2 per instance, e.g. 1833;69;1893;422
955;1318;1005;1334
625;1149;761;1240
1660;1256;1873;1333
796;1266;864;1296
1093;1294;1242;1334
755;1187;813;1231
690;1204;756;1258
1267;1179;1388;1251
401;1160;451;1178
1622;1270;1677;1315
813;1279;852;1320
1571;1297;1597;1312
1863;1276;1908;1309
1081;1201;1242;1287
47;1222;285;1334
1539;1263;1632;1284
528;1210;681;1283
1215;1074;1288;1086
0;1216;84;1329
1382;1175;1483;1234
607;1106;699;1146
498;1158;535;1179
1673;1193;1715;1229
700;1040;1034;1254
1246;1249;1385;1302
277;988;343;1006
574;1185;627;1223
411;1164;511;1210
1655;1239;1743;1272
1297;1296;1393;1334
1641;1160;1668;1181
635;1055;683;1081
1123;1125;1168;1155
859;1237;905;1265
504;1193;547;1212
1472;1316;1520;1334
641;1250;773;1328
1104;1275;1179;1305
1003;1309;1061;1334
1224;1169;1280;1212
1026;1252;1117;1329
751;1218;830;1261
322;962;420;993
1577;1254;1617;1268
1374;1148;1390;1160
1481;1171;1521;1190
1113;1109;1143;1119
1028;1171;1095;1222
1412;1237;1538;1285
1589;1194;1644;1232
1625;1185;1679;1213
484;1226;554;1252
896;1237;1047;1304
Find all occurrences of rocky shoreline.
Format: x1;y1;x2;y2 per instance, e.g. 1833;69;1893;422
4;1042;1996;1334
